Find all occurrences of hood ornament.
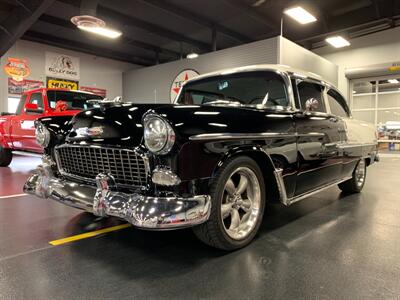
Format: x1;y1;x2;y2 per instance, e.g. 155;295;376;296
76;126;104;137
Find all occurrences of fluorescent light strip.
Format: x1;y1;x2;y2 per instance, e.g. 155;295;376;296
78;25;122;38
325;36;351;48
284;6;317;24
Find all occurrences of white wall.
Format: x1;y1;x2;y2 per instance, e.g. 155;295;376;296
123;36;338;103
280;37;338;86
313;27;400;98
123;37;280;103
0;39;138;112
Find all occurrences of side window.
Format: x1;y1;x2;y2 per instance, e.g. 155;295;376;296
327;89;349;118
15;95;27;115
27;93;44;114
297;81;326;113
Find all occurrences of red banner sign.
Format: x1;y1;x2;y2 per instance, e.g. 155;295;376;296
8;78;44;95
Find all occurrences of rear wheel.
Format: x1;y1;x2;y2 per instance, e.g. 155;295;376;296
193;156;266;250
338;159;366;193
0;146;12;167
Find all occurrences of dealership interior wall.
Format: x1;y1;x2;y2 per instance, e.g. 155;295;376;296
2;28;400;107
0;40;138;112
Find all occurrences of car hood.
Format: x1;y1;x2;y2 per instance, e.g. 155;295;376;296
66;103;293;147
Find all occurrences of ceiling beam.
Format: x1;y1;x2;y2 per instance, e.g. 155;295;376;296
38;14;181;58
0;0;55;56
58;0;210;51
22;31;154;66
221;0;277;30
137;0;252;43
97;6;210;51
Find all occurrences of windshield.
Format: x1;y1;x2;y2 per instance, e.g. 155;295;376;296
176;71;289;108
47;91;103;111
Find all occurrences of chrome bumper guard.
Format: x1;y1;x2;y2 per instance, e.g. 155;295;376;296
23;156;211;229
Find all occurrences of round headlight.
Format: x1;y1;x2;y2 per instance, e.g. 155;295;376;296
143;115;175;154
35;122;51;147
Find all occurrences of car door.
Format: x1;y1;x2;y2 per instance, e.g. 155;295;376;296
11;92;46;152
293;79;344;196
326;88;356;178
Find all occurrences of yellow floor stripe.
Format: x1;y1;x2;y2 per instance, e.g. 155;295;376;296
49;223;132;246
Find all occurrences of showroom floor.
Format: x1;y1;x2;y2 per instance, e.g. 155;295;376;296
0;155;399;299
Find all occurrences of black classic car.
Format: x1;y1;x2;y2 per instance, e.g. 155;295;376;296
24;65;378;250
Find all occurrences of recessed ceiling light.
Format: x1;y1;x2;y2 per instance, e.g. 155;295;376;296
284;6;317;24
325;36;351;48
187;52;199;59
71;15;122;39
388;79;399;84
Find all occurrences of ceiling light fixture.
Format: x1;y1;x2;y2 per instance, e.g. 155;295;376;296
325;36;351;48
284;6;317;24
187;52;199;59
71;15;122;39
388;79;399;84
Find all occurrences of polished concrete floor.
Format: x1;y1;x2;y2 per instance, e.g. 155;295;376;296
0;154;399;299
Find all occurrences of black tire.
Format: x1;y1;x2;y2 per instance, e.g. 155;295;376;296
193;156;266;251
0;146;12;167
338;159;366;193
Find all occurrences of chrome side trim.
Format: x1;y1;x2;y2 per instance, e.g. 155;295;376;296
189;132;326;141
190;132;296;141
274;170;352;206
274;168;288;204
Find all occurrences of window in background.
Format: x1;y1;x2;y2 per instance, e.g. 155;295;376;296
7;97;20;113
351;77;400;143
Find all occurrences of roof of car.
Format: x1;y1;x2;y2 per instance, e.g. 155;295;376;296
185;64;334;87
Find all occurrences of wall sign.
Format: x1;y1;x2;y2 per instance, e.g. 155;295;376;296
47;77;79;90
45;52;80;80
81;86;107;98
4;57;30;81
170;69;199;102
8;78;44;95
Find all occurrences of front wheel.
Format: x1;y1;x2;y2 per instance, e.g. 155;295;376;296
0;146;12;167
338;159;366;193
193;156;266;250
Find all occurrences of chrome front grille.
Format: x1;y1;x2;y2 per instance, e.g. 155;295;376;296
55;145;148;187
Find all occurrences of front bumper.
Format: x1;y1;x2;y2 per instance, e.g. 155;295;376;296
23;156;211;229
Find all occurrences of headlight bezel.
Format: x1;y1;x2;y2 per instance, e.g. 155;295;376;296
143;113;175;155
35;122;51;148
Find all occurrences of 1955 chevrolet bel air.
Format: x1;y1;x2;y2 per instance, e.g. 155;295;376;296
24;65;379;250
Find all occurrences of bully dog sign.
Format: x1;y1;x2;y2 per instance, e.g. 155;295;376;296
45;52;80;80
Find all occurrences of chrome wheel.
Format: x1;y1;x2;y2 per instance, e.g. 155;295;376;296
355;160;366;187
221;167;261;240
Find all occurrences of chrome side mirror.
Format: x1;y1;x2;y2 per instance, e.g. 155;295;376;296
305;98;319;112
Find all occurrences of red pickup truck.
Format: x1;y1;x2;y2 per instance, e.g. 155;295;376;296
0;88;102;166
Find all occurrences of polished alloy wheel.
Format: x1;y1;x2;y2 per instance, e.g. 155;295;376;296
355;160;366;187
221;167;261;240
